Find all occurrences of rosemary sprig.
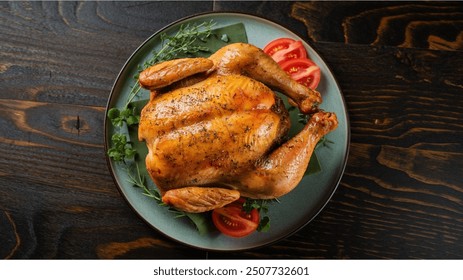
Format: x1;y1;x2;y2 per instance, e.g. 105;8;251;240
126;164;162;202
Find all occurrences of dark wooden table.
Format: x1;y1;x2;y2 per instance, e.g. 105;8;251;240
1;1;462;259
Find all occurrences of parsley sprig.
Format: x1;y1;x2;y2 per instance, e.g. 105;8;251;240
107;134;136;163
106;104;140;163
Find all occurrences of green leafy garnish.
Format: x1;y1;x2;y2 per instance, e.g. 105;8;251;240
317;136;334;148
107;104;141;162
257;216;270;232
108;107;140;127
126;164;212;235
107;134;136;163
184;213;214;236
124;20;217;107
126;164;161;201
243;198;277;233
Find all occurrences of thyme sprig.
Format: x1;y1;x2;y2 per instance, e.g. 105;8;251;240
124;20;215;107
152;20;214;62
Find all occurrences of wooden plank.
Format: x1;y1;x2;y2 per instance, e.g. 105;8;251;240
209;42;463;259
1;0;462;259
291;1;463;50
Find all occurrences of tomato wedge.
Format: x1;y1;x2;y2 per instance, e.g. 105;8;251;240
212;198;259;238
263;38;307;65
280;58;321;89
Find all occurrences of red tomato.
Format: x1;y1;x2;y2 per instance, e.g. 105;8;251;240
280;58;321;89
263;38;307;64
212;198;259;238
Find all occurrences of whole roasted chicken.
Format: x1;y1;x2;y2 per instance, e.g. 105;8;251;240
138;43;338;213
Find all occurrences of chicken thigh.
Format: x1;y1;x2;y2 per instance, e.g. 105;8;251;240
138;43;338;213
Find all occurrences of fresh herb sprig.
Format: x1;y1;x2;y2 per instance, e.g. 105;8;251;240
126;164;162;201
107;104;140;163
126;164;211;235
107;134;136;163
107;106;139;127
151;20;214;62
125;20;216;107
243;198;279;232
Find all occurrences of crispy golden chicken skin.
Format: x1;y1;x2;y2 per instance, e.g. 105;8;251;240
138;43;337;213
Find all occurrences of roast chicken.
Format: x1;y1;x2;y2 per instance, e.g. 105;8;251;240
138;43;338;213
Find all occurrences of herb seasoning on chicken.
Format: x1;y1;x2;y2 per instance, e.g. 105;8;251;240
138;43;338;213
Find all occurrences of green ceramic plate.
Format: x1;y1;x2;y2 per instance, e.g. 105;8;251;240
105;12;349;251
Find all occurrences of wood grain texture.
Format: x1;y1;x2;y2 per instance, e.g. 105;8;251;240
209;42;463;259
1;1;462;259
291;1;463;50
1;1;213;259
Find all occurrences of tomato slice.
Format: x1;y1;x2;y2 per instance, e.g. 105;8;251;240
212;198;259;238
280;58;321;89
263;38;307;65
